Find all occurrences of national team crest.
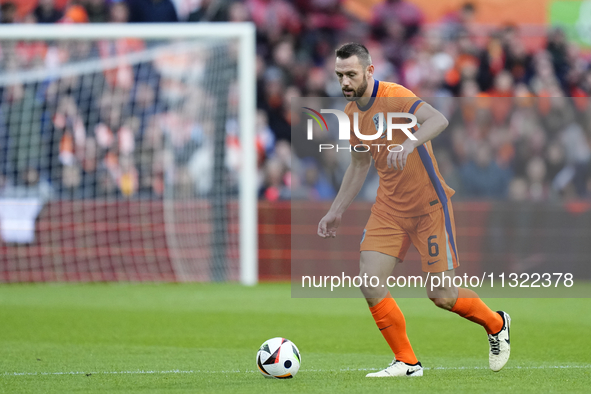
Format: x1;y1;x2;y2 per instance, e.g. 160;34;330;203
372;113;387;139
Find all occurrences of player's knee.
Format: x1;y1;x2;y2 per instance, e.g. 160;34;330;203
430;297;456;310
359;283;385;300
358;275;387;301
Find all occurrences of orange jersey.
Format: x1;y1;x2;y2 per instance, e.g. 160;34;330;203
345;80;455;218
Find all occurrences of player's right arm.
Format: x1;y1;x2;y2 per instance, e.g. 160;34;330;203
317;150;371;238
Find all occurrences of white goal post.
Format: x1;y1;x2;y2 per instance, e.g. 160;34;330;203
0;23;258;285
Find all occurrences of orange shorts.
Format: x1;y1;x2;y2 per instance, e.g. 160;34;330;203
359;202;460;273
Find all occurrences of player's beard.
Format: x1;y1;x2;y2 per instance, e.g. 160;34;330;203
342;75;368;102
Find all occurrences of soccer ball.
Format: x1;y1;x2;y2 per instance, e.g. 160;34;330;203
256;337;301;379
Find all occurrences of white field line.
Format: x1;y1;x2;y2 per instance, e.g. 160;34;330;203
3;365;591;376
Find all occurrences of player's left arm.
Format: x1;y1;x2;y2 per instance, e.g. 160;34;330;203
387;103;449;170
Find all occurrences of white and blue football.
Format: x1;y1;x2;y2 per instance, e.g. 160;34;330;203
256;337;301;379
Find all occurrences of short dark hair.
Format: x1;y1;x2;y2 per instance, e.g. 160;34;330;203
462;2;475;13
335;43;372;68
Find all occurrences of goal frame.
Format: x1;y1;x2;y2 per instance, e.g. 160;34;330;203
0;23;258;285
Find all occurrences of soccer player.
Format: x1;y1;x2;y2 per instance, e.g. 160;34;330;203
317;43;511;377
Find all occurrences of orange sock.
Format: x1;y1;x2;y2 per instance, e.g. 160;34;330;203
451;288;503;334
369;296;418;365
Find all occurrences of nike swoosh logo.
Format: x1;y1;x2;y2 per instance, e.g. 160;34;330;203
406;370;416;376
427;260;440;265
379;325;392;331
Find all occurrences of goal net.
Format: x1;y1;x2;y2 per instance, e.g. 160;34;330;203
0;24;257;284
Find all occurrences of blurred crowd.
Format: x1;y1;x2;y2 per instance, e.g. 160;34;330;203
0;0;590;202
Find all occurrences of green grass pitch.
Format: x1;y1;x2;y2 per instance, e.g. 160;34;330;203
1;282;590;393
